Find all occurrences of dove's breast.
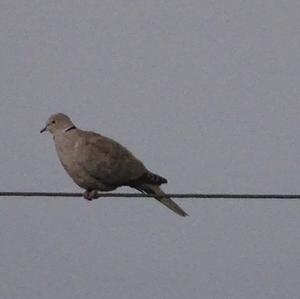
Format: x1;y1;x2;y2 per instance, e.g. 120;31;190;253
53;133;100;190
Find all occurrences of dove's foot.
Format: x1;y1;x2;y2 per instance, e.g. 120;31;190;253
83;190;98;201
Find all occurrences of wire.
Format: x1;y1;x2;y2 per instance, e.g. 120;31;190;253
0;192;300;199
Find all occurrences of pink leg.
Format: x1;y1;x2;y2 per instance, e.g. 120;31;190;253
83;190;98;201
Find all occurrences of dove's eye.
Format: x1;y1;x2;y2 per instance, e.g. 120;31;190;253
52;120;56;124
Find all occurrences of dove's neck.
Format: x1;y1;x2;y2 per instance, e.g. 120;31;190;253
64;125;76;132
53;127;78;145
54;129;78;161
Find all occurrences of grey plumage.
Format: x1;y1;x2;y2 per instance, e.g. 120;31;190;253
41;113;188;216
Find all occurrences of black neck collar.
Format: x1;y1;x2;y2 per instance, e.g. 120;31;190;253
64;125;76;132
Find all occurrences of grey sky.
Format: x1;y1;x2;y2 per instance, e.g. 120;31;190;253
0;1;299;298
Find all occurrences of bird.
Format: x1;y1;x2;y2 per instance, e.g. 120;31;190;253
40;113;188;216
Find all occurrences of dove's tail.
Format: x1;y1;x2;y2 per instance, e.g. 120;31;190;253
136;184;188;217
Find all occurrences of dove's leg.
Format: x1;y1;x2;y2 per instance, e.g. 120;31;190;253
83;190;98;201
83;183;117;201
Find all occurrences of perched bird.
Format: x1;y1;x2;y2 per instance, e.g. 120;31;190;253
40;113;188;216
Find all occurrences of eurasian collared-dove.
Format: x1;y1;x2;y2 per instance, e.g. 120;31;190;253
40;113;188;216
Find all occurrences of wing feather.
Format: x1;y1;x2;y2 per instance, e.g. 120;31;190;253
76;131;147;186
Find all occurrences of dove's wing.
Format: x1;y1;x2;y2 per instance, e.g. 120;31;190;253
76;130;147;187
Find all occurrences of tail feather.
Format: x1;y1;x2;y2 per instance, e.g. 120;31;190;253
137;184;188;217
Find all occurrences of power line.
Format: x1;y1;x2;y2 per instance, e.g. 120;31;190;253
0;192;300;200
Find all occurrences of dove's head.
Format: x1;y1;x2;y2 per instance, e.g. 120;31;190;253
40;113;75;134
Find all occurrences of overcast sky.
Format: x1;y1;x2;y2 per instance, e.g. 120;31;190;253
0;1;300;298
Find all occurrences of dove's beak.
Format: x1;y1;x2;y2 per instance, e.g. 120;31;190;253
40;126;47;133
